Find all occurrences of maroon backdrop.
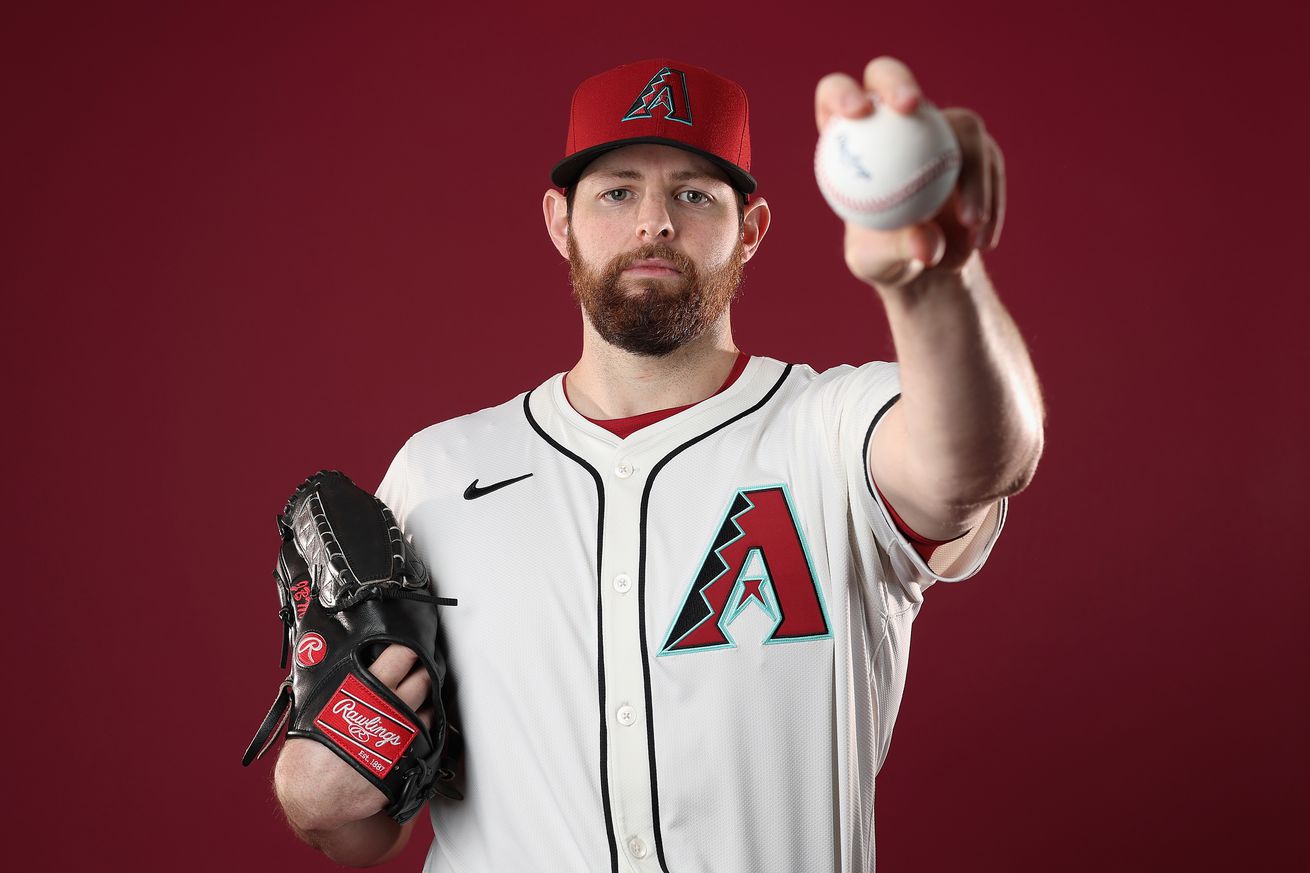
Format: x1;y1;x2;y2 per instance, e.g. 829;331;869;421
4;2;1304;870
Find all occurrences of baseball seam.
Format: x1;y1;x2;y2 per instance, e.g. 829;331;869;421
815;144;962;216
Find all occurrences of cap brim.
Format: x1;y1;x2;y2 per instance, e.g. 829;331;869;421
551;137;757;195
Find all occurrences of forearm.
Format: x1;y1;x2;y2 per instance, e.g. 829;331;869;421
274;738;416;867
875;252;1044;506
286;809;416;867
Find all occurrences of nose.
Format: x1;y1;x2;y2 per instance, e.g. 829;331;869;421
635;195;674;241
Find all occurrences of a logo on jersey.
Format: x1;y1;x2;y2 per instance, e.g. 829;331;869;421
660;485;830;655
295;632;327;667
463;473;533;500
622;66;694;126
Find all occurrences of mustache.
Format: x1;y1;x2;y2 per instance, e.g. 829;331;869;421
608;244;697;278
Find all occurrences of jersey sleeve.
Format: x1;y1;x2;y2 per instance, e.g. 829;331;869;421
821;361;1007;591
375;438;412;529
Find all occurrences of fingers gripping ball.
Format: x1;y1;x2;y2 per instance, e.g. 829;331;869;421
243;470;461;823
815;98;961;231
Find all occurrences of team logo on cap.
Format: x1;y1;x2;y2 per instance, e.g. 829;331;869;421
660;485;831;655
622;66;693;126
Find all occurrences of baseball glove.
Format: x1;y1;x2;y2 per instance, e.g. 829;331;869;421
243;470;459;823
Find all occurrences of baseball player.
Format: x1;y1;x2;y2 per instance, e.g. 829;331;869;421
272;57;1044;871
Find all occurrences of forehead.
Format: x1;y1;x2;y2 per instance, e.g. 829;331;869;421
578;143;732;189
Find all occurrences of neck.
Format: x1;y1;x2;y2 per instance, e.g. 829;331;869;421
566;314;740;419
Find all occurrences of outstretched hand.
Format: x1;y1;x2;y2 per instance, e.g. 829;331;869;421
816;56;1006;289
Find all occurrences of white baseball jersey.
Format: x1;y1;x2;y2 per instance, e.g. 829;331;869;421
376;354;1006;873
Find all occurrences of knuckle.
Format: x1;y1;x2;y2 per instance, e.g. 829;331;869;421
817;71;852;89
864;55;906;77
816;72;859;100
384;647;414;669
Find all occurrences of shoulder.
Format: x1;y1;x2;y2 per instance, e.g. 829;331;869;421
404;373;558;453
759;356;898;387
383;378;551;485
762;357;900;414
807;359;898;386
379;379;553;502
411;394;526;444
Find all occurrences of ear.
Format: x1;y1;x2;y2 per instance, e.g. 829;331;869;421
740;196;771;264
543;189;570;259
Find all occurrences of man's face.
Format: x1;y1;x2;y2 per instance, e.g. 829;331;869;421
566;144;746;357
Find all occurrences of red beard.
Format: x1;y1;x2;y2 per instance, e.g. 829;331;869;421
567;234;745;357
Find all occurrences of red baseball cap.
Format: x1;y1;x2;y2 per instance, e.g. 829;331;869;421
551;58;756;195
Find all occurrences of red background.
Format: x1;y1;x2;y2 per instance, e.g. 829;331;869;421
4;1;1305;870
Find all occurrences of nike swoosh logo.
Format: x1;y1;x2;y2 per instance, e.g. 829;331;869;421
463;473;533;500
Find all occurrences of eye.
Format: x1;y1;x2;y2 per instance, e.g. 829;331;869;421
677;190;710;205
600;189;630;202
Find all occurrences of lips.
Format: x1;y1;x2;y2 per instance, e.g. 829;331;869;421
623;258;682;275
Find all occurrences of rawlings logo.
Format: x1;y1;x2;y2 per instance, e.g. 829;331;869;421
290;579;312;619
331;699;405;748
314;675;417;774
295;632;327;667
835;132;873;180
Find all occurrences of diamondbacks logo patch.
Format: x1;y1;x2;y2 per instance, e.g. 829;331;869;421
623;66;693;126
661;485;831;655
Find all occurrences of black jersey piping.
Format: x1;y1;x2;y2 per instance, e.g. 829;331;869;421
861;392;1009;573
862;392;902;502
523;390;619;873
865;392;983;537
637;363;795;872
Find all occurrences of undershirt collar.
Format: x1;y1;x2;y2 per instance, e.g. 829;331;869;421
562;351;749;440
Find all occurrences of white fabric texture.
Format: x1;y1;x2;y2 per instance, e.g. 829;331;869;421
376;355;1006;873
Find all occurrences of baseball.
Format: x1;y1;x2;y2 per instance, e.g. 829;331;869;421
814;98;962;231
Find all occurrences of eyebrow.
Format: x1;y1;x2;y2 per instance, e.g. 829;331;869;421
586;168;726;185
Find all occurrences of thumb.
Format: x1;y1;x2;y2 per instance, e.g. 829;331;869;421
845;221;945;288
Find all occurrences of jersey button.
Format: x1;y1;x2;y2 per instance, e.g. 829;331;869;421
613;573;632;593
627;836;648;859
616;705;637;726
614;462;635;479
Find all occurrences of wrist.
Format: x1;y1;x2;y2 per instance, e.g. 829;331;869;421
872;250;986;309
274;739;386;832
